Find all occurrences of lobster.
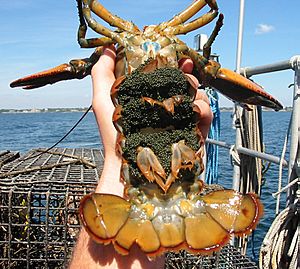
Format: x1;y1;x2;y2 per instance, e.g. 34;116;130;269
10;0;282;257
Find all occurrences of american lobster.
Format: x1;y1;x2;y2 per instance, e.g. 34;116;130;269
11;0;282;257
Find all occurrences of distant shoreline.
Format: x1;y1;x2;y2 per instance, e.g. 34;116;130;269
0;108;91;114
0;106;293;114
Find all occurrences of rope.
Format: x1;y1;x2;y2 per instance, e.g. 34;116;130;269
229;145;240;166
259;106;298;269
205;88;220;184
238;106;263;195
232;106;264;256
259;200;299;269
273;178;299;198
275;114;292;214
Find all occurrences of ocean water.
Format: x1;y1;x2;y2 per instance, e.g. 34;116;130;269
216;111;291;259
0;110;292;260
0;111;102;153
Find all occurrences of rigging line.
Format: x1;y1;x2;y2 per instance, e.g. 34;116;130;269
275;113;292;215
273;178;299;197
22;105;93;162
205;88;220;184
259;203;298;269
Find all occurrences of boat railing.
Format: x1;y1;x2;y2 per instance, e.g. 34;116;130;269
206;138;289;167
206;55;299;202
239;55;300;199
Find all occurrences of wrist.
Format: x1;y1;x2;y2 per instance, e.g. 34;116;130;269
95;154;124;196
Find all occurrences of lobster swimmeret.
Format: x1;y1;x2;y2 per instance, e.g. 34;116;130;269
11;0;282;257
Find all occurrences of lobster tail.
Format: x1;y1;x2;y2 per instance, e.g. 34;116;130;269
80;190;263;256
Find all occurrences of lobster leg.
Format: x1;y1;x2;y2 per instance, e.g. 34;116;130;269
168;9;219;35
83;0;140;33
10;47;106;89
77;0;115;48
202;13;224;59
77;0;140;48
81;3;124;46
136;146;167;191
167;0;218;27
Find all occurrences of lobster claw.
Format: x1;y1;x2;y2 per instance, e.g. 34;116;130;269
10;59;93;90
204;62;283;111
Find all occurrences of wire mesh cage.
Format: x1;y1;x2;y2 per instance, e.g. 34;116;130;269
0;148;102;269
166;246;258;269
0;148;258;269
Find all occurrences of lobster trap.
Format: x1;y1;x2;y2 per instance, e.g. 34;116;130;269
0;148;102;269
0;148;258;269
166;246;258;269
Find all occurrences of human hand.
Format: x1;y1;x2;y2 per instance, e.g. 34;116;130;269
91;46;213;196
91;45;124;195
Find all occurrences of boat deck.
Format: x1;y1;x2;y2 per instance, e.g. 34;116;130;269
0;148;258;269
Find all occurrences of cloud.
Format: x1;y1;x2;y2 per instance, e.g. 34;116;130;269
255;24;275;35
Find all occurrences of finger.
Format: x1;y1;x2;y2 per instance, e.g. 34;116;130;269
91;45;116;80
195;89;210;105
193;99;213;139
185;73;200;89
179;58;194;74
184;74;212;138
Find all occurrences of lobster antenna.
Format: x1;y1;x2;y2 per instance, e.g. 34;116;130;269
203;13;224;59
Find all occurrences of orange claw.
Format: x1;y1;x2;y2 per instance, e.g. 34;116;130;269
205;63;283;111
11;64;74;89
10;60;93;89
10;45;104;89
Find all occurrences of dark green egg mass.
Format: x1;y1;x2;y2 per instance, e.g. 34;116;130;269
118;67;190;101
116;66;200;183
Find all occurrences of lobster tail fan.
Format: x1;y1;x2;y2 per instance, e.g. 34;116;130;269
203;190;264;235
79;193;131;244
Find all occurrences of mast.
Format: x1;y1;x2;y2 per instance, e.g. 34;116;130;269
232;0;245;191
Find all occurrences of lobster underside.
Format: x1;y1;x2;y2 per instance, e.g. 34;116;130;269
10;0;282;258
80;64;263;257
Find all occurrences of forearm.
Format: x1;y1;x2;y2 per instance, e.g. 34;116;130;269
69;145;165;269
69;220;165;269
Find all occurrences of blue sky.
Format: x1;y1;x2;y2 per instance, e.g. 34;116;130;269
1;0;299;109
